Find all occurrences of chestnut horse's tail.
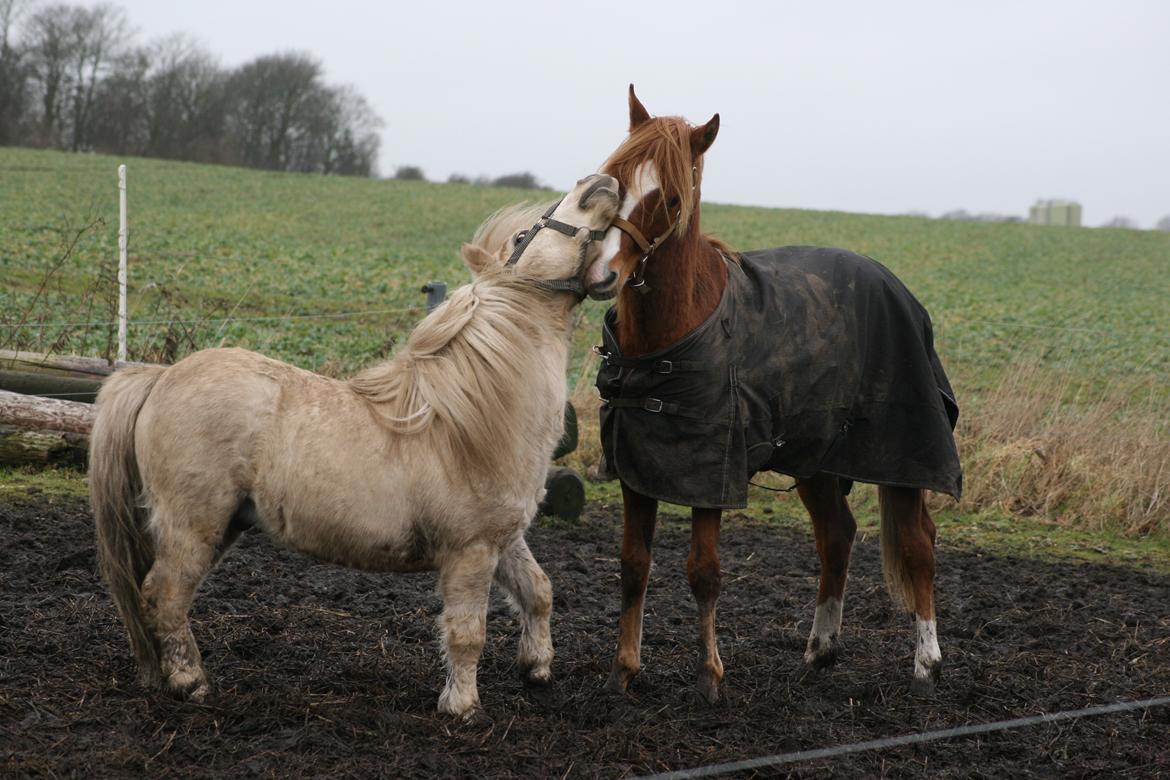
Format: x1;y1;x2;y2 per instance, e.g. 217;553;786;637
878;485;924;613
90;365;167;685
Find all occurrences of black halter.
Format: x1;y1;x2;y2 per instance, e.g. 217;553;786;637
505;195;609;302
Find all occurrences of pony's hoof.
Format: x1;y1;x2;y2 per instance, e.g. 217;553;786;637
520;665;553;688
804;634;841;671
910;660;942;698
459;707;493;728
165;669;209;702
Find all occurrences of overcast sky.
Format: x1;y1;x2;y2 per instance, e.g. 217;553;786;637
89;0;1169;227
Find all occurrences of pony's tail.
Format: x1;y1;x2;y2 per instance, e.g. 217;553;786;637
90;365;167;686
878;485;922;614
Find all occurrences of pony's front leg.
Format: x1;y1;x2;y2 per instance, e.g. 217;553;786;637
494;535;554;685
437;542;499;719
688;508;724;703
606;484;658;694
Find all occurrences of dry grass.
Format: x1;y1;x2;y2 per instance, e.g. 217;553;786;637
565;349;1168;538
955;362;1168;536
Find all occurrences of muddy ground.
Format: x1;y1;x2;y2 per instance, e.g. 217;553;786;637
1;491;1168;778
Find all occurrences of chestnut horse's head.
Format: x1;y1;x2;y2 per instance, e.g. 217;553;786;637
584;85;720;300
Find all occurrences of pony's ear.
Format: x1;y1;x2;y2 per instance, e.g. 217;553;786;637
690;113;720;157
460;242;497;275
628;84;651;131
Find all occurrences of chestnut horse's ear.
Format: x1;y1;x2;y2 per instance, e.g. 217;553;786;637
628;84;651;131
460;242;496;275
690;113;720;158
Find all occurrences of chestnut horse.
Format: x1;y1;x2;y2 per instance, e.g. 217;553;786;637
583;87;959;702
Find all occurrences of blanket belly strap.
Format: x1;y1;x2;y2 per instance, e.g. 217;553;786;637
593;348;705;375
601;396;707;420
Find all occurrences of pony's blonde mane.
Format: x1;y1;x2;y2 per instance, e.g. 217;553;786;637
471;201;555;258
348;205;564;476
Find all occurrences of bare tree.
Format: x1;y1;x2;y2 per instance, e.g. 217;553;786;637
0;0;33;144
23;3;74;146
226;52;321;170
64;3;127;150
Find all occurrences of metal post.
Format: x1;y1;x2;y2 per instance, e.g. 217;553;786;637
420;281;447;313
117;164;128;363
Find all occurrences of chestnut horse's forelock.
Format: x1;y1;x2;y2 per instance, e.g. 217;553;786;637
601;115;702;236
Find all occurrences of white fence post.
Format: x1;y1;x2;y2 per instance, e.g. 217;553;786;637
117;164;128;363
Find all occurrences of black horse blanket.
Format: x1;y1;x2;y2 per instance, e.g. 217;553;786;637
596;246;962;508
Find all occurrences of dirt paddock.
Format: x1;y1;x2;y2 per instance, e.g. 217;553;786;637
2;491;1168;777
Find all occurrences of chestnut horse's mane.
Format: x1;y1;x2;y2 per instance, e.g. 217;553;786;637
602;114;736;259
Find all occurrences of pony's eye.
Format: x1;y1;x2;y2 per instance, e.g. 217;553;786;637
513;230;527;245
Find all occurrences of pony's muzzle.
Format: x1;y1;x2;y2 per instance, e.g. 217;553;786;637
578;174;620;210
586;270;619;300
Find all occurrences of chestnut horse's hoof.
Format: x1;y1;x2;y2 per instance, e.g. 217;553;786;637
605;667;637;695
696;672;721;704
804;633;842;671
910;660;942;697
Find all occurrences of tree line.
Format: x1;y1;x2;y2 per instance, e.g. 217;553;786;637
0;0;382;176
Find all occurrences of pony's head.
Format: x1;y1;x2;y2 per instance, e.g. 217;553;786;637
461;174;620;302
584;85;720;300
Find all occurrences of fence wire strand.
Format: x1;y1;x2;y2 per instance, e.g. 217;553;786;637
634;695;1170;780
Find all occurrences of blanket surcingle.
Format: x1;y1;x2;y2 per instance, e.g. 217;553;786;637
596;246;962;508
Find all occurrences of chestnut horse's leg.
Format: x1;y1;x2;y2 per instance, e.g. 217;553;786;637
688;507;724;703
879;485;941;696
437;542;499;719
797;473;857;670
493;534;554;686
606;484;658;694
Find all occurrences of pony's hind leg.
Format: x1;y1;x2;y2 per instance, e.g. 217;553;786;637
140;501;227;701
797;473;858;670
437;542;499;719
606;485;658;694
494;534;554;685
688;508;724;703
878;485;941;696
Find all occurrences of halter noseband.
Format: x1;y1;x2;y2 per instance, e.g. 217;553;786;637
505;196;609;302
609;165;698;294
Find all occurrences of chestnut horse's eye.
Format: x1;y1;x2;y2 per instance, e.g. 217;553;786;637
667;196;681;210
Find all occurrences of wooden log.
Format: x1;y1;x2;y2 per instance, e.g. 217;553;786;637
0;348;148;380
0;371;100;403
0;390;96;434
0;425;88;466
538;467;586;521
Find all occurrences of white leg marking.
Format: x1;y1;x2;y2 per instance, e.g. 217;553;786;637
914;617;942;679
804;596;843;664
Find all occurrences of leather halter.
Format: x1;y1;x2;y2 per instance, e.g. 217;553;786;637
609;165;697;294
505;194;609;302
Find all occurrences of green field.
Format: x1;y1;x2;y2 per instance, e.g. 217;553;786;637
3;146;1169;556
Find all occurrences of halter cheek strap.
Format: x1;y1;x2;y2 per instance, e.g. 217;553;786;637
505;198;609;302
611;165;698;294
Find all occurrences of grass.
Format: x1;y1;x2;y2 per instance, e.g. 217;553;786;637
3;146;1170;556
